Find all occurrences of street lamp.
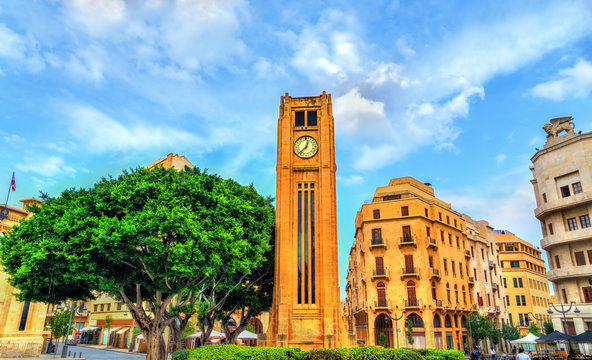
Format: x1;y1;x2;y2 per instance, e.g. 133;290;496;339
57;301;87;356
527;312;547;352
386;312;405;348
548;301;580;357
123;312;136;352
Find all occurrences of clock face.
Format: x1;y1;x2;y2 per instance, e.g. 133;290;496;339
294;135;318;158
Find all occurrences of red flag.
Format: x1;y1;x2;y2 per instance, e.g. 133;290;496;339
10;172;15;191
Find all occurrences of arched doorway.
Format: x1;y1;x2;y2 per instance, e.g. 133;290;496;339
405;313;426;349
374;313;393;348
249;318;263;334
434;314;443;349
444;314;453;349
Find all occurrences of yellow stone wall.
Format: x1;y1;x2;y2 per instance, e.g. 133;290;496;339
0;199;47;354
346;177;473;351
495;233;552;334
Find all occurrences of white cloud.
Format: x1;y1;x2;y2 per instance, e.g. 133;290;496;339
528;58;592;101
62;0;126;36
337;174;364;185
334;88;391;137
496;154;507;163
0;23;45;73
64;105;203;153
17;155;77;177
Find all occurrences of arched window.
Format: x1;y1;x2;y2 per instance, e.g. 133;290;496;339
406;313;424;328
377;282;386;306
431;281;436;300
444;314;452;328
433;314;441;328
462;285;467;304
407;280;417;306
446;283;451;303
454;284;459;303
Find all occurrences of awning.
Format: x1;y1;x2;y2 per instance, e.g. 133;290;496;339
536;331;574;342
79;326;100;332
572;330;592;343
116;328;130;335
107;327;120;334
186;330;224;339
237;330;257;340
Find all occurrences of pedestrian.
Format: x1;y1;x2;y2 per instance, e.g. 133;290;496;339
473;347;480;360
516;348;531;360
513;346;518;357
503;352;508;360
491;347;497;360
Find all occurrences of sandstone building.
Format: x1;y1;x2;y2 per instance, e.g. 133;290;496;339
267;92;341;349
530;116;592;336
494;231;552;334
345;177;474;350
0;198;47;355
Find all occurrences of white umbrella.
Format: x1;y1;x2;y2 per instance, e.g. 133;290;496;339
237;330;258;340
186;330;224;339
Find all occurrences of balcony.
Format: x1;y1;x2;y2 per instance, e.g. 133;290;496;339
398;235;417;248
489;260;495;268
404;299;422;309
541;227;592;249
401;267;419;279
430;268;441;280
370;238;387;250
427;237;438;249
468;277;475;285
374;299;390;311
435;299;444;309
495;306;501;313
465;250;471;258
547;266;592;281
471;304;478;311
534;191;592;219
491;283;498;290
372;268;390;280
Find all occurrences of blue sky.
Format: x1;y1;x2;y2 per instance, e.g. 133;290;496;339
1;1;592;297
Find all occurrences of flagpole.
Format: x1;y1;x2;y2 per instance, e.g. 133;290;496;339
1;172;14;224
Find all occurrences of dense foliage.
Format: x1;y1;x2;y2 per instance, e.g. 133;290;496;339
528;322;540;336
543;321;554;335
0;166;275;360
172;345;462;360
501;323;520;341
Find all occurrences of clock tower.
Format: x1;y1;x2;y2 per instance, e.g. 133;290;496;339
267;92;341;349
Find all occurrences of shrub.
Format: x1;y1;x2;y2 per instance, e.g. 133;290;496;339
171;349;190;360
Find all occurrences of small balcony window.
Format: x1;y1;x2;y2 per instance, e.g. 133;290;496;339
561;185;571;198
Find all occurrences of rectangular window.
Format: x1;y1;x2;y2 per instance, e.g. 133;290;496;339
18;302;30;331
513;278;518;288
454;219;457;227
506;296;510;305
402;226;411;241
562;289;568;303
548;223;554;235
588;250;592;264
573;182;583;194
443;259;448;272
510;261;520;268
383;194;401;201
555;255;561;269
580;215;591;228
425;208;428;217
484;270;487;282
452;260;456;275
426;226;431;237
94;305;98;312
373;209;380;219
439;212;442;221
372;228;382;241
503;278;507;288
516;295;521;306
542;193;547;203
561;185;571;198
521;295;526;306
568;217;578;231
401;206;409;216
446;215;450;224
295;111;305;126
448;233;452;245
117;302;122;310
583;287;592;303
100;304;104;311
429;256;434;268
575;251;586;266
440;230;444;243
518;278;523;288
307;110;317;126
481;248;484;259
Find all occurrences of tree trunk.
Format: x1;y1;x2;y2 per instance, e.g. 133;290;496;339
169;322;183;353
145;329;166;360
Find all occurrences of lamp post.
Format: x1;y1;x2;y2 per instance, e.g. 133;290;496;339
527;312;547;352
387;312;405;348
124;312;136;352
57;301;87;357
548;302;580;357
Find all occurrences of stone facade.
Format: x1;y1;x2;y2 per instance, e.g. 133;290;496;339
530;117;592;340
267;92;341;349
494;232;552;334
0;199;47;355
345;177;474;351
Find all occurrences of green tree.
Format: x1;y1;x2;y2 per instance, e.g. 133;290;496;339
379;332;387;347
528;321;540;336
181;321;195;340
501;323;520;341
468;313;494;343
104;315;112;345
0;166;274;360
51;309;71;351
406;319;414;345
543;321;554;334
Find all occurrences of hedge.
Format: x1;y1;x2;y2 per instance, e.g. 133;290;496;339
173;345;463;360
